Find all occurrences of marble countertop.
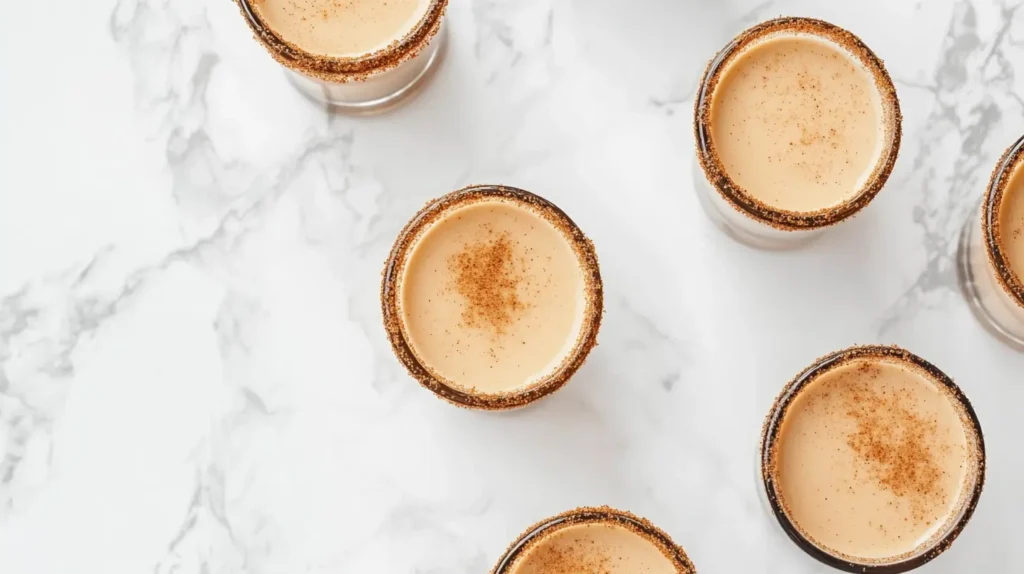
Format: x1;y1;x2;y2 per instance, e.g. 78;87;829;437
2;0;1023;572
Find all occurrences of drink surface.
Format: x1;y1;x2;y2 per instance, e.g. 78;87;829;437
774;358;973;561
400;199;585;394
999;159;1024;283
508;522;677;574
252;0;429;57
709;34;883;212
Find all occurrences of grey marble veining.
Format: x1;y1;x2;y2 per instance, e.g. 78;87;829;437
1;0;1023;572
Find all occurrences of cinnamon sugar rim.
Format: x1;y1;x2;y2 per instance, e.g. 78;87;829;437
491;506;697;573
235;0;447;82
694;17;902;231
759;345;986;573
381;185;603;411
982;134;1024;309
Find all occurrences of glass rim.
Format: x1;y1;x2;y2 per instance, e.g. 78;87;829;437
381;184;604;411
694;17;902;231
490;506;696;574
235;0;448;80
983;134;1024;308
759;345;986;573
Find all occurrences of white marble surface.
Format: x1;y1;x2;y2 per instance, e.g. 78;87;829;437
1;0;1023;572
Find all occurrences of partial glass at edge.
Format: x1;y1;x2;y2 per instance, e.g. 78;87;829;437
758;346;986;573
491;507;696;574
237;0;448;111
957;134;1024;350
692;18;901;250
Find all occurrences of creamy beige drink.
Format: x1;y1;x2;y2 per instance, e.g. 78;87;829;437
383;186;602;410
958;136;1024;349
1001;163;1024;275
252;0;429;57
493;508;696;574
778;361;971;558
402;202;584;393
237;0;448;109
761;347;985;571
694;18;900;248
510;523;676;573
710;36;882;212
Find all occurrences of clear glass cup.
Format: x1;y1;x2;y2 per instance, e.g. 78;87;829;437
491;507;696;573
236;0;448;111
693;17;902;250
957;135;1024;350
758;346;986;572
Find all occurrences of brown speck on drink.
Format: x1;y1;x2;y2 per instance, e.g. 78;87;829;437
448;231;532;335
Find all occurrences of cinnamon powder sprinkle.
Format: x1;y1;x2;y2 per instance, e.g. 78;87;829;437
448;227;530;335
842;363;947;524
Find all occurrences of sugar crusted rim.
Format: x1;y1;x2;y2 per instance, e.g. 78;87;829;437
381;185;604;411
490;506;697;574
983;134;1024;310
694;17;902;231
759;345;986;572
235;0;448;83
